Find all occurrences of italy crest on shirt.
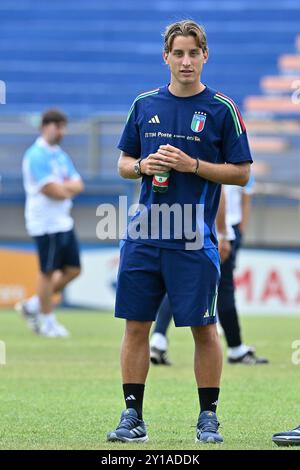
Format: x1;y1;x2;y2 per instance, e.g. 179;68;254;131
191;112;206;133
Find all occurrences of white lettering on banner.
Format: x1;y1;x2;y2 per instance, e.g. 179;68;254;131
0;285;25;303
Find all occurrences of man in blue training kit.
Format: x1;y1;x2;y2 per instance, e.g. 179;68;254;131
107;20;252;444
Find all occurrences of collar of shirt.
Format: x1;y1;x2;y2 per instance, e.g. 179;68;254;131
36;137;60;153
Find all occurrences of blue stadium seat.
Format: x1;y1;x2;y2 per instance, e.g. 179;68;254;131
1;0;300;115
1;0;300;187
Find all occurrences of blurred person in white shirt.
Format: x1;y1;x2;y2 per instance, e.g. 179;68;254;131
17;109;84;338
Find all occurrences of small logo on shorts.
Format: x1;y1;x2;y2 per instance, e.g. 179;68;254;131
203;310;209;318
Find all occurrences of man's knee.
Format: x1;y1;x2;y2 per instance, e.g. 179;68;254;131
125;320;152;340
192;324;219;345
64;266;81;281
39;271;53;281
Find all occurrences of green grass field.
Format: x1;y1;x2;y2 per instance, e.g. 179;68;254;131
0;310;299;450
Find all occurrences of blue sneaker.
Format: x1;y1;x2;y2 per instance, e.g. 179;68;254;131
272;425;300;446
196;411;223;444
107;408;148;443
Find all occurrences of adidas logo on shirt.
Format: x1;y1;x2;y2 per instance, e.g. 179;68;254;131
148;115;160;124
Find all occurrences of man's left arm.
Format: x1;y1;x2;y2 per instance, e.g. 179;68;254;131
193;159;250;186
63;178;84;197
156;102;252;186
63;155;85;197
156;143;250;186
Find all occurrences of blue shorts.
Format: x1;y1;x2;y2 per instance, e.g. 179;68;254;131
115;241;220;327
33;229;81;274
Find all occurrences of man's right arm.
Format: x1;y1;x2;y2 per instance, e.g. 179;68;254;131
28;150;84;200
41;179;84;200
118;151;170;179
41;182;74;200
118;152;142;179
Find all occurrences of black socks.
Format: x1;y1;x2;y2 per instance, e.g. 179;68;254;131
122;384;219;418
198;387;220;413
123;383;145;419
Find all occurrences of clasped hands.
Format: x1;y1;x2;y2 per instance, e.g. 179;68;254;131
140;144;197;176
